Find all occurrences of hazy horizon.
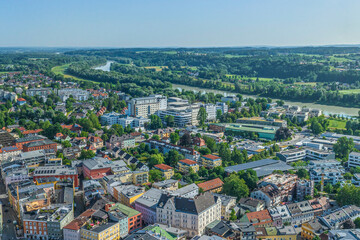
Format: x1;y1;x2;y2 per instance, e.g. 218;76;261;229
1;0;360;47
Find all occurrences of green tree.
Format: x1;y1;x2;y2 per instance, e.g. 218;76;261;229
170;132;180;145
222;174;249;200
311;121;324;135
180;132;192;147
62;140;71;148
275;127;292;141
230;209;237;221
149;169;164;182
296;169;309;179
149;154;164;168
152;134;160;140
354;217;360;228
150;115;163;129
79;150;95;159
333;137;354;160
197;107;208;126
165;115;175;127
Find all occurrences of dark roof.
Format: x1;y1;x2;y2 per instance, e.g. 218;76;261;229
124;232;158;240
225;159;293;177
0;131;16;147
211;221;232;236
158;192;217;214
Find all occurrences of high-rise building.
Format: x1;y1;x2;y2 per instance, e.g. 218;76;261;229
128;95;167;118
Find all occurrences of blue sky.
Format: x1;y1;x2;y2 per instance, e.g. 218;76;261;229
0;0;359;47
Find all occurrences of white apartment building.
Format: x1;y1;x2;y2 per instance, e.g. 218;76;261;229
156;192;221;237
57;88;89;102
128;95;167;118
201;103;217;121
348;152;360;168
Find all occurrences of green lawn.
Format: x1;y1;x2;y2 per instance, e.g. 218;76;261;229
225;75;273;81
328;119;347;130
294;82;317;86
51;64;100;84
339;89;360;94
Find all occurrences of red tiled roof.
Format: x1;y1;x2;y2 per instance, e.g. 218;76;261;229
22;129;43;135
246;209;273;226
63;209;96;230
179;159;197;165
17;98;26;102
154;164;173;171
202;154;221;160
197;178;224;192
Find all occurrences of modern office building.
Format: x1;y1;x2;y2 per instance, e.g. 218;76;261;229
128;95;167;118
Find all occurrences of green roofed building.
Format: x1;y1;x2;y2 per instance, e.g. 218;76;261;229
211;123;277;140
108;202;142;233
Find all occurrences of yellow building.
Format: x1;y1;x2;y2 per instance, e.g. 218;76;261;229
178;159;199;173
201;155;222;168
114;185;145;207
154;164;174;180
81;221;120;240
301;220;328;240
255;226;297;240
132;171;149;185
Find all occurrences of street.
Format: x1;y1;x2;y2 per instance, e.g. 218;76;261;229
0;177;18;240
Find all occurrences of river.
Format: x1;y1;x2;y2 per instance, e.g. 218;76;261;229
93;61;113;72
93;61;358;117
172;84;359;117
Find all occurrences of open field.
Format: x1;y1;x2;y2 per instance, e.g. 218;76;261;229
225;75;273;81
51;64;100;84
339;89;360;94
144;66;168;71
328;119;347;130
294;82;317;86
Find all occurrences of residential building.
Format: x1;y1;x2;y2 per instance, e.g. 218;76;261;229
23;204;74;240
26;88;52;97
348;152;360;168
134;188;164;225
113;185;145;207
57;88;89;101
171;183;199;198
287;201;314;225
80;218;121;240
258;174;298;202
156;192;221;237
328;230;360;240
268;205;292;227
197;178;224;193
0;131;16;147
212;193;237;220
250;185;282;208
301;219;329;240
200;154;222;168
178;159;199;173
154;164;174;180
296;179;314;201
0;146;22;161
245;209;273;227
310;167;345;185
107;203;142;233
239;197;265;212
145;139;200;161
153;179;178;191
106;134;136;149
63;209;96;240
319;205;360;229
255;226;297;240
128;95;167;118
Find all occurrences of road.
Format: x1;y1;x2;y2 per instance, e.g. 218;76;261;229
0;177;18;240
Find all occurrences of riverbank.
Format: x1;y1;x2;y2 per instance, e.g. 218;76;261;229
172;84;359;117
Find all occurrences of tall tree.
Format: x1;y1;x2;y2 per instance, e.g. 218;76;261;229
197;107;208;126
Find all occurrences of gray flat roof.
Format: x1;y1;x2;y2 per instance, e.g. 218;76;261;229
225;158;293;177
